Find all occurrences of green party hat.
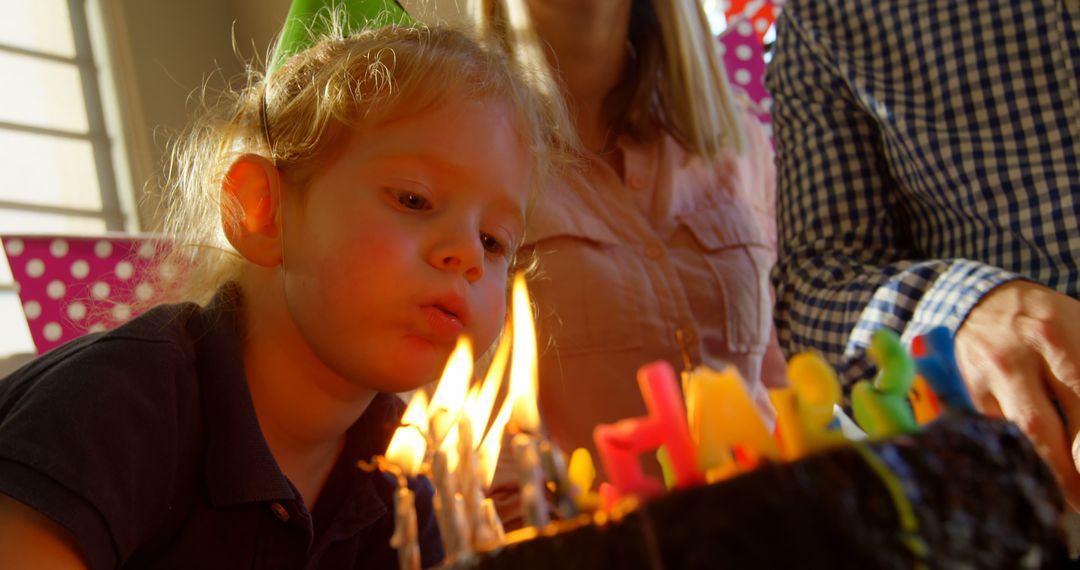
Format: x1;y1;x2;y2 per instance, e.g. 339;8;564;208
269;0;413;72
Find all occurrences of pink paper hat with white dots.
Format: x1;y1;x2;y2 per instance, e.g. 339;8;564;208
2;235;180;354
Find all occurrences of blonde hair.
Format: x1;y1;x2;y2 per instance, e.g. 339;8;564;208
157;23;570;306
471;0;745;158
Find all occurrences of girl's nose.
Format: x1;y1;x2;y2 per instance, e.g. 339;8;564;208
428;228;484;283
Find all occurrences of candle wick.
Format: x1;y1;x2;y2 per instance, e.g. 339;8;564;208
675;329;693;373
507;420;542;438
357;456;411;488
356;459;379;473
429;407;464;448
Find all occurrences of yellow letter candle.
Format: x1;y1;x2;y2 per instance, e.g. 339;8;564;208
771;352;845;461
685;365;779;474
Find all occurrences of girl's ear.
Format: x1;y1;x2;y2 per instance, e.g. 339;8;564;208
221;154;283;267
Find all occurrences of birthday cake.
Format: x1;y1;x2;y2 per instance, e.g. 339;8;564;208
382;283;1071;570
449;413;1069;569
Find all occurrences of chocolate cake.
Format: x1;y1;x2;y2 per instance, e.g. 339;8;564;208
451;414;1070;569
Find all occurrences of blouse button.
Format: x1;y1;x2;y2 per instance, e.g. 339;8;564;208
645;244;662;259
270;502;290;523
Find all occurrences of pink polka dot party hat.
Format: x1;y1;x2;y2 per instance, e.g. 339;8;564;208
2;235;182;354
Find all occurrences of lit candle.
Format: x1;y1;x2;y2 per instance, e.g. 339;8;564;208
376;390;431;570
452;493;470;551
456;408;501;551
476;396;512;547
593;360;703;500
431;443;467;560
911;326;975;413
427;337;474;562
477;387;512;496
539;439;578;518
770;352;844;460
852;329;919;438
458;332;511;551
389;481;420;570
480;498;506;544
507;273;551;529
456;413;483;547
511;432;549;528
685;365;779;474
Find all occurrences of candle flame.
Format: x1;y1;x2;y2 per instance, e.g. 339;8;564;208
478;393;513;488
470;330;512;448
428;336;473;443
385;390;429;477
509;273;540;432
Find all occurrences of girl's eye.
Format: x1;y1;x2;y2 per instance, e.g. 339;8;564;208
396;191;431;210
481;233;507;256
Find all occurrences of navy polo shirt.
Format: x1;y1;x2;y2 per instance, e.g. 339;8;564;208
0;288;444;569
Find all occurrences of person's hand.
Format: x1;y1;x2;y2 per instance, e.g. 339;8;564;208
955;280;1080;510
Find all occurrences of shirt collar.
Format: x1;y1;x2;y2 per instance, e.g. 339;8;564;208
193;288;408;512
191;284;298;507
316;393;405;538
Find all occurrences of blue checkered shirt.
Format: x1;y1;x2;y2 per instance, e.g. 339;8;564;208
767;0;1080;388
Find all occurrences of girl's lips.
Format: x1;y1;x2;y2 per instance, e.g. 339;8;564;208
419;304;465;340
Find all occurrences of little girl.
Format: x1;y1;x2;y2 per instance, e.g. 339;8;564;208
0;20;565;570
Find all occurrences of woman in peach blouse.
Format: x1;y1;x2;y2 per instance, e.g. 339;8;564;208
474;0;785;469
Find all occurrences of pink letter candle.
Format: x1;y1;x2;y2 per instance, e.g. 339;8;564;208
593;361;703;499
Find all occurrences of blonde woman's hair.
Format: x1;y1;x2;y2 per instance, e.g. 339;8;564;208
156;23;571;306
470;0;745;158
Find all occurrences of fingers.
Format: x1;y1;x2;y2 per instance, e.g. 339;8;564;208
992;367;1080;509
955;339;1004;419
1059;394;1080;512
977;327;1080;509
1032;321;1080;511
954;283;1080;509
972;391;1004;419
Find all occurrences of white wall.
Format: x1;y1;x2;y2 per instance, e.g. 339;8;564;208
104;0;469;231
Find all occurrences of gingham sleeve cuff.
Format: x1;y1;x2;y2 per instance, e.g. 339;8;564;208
842;259;1023;385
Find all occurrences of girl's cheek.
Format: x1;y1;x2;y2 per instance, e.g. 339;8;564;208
482;285;509;337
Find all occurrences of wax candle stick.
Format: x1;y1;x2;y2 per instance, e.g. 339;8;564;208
423;336;474;559
506;273;551;529
912;326;975;413
511;431;550;528
480;498;506;545
852;329;919;438
539;438;578;518
390;481;421;570
377;388;431;570
456;414;481;547
452;493;470;552
357;458;423;570
593;361;702;499
431;447;468;560
456;413;503;551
